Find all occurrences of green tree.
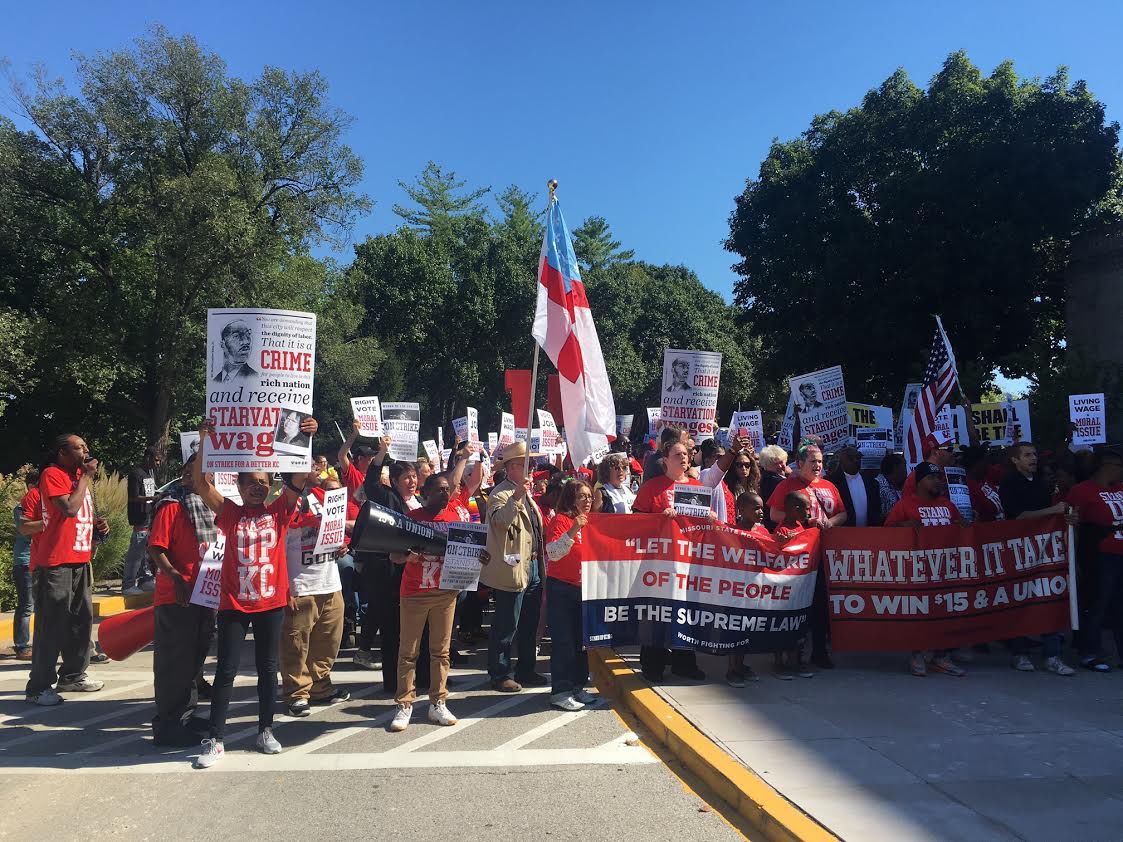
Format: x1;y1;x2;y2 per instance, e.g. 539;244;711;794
573;215;635;272
393;161;490;240
0;26;369;468
726;52;1122;404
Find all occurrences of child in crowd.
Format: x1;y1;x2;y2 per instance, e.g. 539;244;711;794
727;492;769;687
772;490;813;680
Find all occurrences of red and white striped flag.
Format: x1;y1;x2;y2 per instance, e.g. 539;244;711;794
905;317;962;467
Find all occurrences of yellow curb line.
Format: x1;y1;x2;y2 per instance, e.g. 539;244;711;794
589;649;841;842
1;592;152;646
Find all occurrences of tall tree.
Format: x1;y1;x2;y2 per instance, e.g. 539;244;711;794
726;52;1122;403
573;216;635;272
393;161;490;240
0;26;369;466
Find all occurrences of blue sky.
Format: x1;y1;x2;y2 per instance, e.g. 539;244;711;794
5;1;1121;308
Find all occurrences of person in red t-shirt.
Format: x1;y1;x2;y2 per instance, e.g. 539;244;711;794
191;417;317;769
338;419;392;503
765;442;847;669
885;461;968;678
544;479;599;711
964;445;1005;523
1066;449;1123;671
725;490;771;687
25;434;110;706
146;455;220;746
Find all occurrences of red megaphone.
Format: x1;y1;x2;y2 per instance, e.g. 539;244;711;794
98;605;156;661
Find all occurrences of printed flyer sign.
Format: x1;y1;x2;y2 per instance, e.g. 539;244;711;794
824;515;1073;651
422;440;439;464
896;383;923;450
789;365;848;451
382;401;420;462
944;466;974;524
729;410;765;451
582;514;820;654
673;484;713;518
350;396;383;437
1070;393;1106;446
499;412;516;447
617;414;634;439
847;402;893;436
856;428;892;471
646;407;661;439
312;487;348;556
204;307;316;472
487;432;499;454
660;349;722;439
438;522;489;591
452;407;480;444
538;409;561;454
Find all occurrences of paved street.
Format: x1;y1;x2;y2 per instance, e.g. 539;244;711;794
0;630;744;841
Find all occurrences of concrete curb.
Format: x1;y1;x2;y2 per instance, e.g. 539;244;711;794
1;592;152;645
589;649;840;842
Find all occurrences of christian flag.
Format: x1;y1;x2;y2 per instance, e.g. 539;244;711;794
532;194;616;467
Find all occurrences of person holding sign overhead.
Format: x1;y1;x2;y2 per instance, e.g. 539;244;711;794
146;454;219;746
190;417;318;769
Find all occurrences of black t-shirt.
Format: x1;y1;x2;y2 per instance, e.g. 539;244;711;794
127;467;157;527
998;471;1050;520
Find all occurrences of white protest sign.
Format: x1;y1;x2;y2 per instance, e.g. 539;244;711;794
673;483;713;518
189;534;226;609
945;466;973;524
729;410;765;451
382;402;420;462
215;472;242;505
205;307;316;472
538;409;561;454
487;432;499;454
499;412;516;446
646;407;661;439
452;407;480;444
661;349;722;440
896;383;923;450
847;402;893;436
440;448;452;468
422;440;439;464
617;415;634;439
1070;393;1106;446
789;365;848;451
180;432;201;464
935;404;955;443
777;391;796;452
350;396;383;437
855;428;892;471
438;522;489;591
312;487;348;556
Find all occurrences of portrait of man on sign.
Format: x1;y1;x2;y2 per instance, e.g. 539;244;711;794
666;358;691;392
212;319;258;382
797;381;823;412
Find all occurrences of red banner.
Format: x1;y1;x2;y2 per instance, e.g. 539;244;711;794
823;515;1074;652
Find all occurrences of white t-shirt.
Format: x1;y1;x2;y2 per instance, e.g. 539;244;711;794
699;464;728;523
602;484;635;514
845;472;868;527
285;527;342;596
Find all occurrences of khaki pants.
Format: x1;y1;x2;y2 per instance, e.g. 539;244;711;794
281;591;344;703
396;590;458;705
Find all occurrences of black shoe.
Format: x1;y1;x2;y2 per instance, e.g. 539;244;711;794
90;651;110;664
671;667;707;681
450;649;467;666
812;652;835;669
641;668;664;683
515;672;549;688
311;688;351;705
341;633;356;650
153;727;202;748
195;679;213;700
185;715;210;734
287;700;311;717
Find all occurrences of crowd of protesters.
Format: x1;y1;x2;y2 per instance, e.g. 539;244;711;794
8;405;1123;768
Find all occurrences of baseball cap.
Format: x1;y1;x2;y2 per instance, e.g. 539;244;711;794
914;461;943;484
921;431;953;458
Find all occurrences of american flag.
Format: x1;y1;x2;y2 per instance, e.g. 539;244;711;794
904;317;961;467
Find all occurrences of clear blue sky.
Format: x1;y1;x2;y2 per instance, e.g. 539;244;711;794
4;1;1122;309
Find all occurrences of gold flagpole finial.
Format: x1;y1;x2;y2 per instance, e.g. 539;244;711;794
547;179;558;200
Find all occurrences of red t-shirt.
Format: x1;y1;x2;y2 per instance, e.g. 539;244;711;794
37;465;95;569
773;522;806;545
739;522;771;539
546;513;584;586
967;479;1005;523
19;487;42;569
633;475;702;513
885;495;961;527
148;500;205;606
1066;480;1123;555
401;508;454;597
214;496;292;612
766;476;844;522
342;462;366;499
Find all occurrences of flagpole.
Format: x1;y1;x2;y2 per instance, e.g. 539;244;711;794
524;178;558;479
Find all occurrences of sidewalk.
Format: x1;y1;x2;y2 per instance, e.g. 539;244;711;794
618;648;1123;842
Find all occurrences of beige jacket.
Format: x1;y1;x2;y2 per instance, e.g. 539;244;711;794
481;479;544;593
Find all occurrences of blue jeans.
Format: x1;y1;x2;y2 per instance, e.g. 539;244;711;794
122;528;151;589
488;568;543;682
336;553;360;629
12;563;33;651
547;578;587;695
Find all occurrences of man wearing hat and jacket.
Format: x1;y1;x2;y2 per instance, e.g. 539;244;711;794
482;441;548;692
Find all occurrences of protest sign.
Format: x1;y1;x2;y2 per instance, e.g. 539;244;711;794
716;427;731;448
487;432;499;454
440;449;452;469
944;466;973;523
789;365;848;451
499;412;516;447
777;391;797;452
824;515;1073;652
646;407;661;438
452;407;480;444
189;535;226;610
1070;393;1106;446
935;404;956;444
617;414;634;439
673;484;713;518
204;307;316;472
312;487;348;557
953;399;1032;446
422;440;439;464
214;473;242;505
350;396;383;437
438;522;489;591
729;410;765;451
660;349;722;439
855;428;892;470
382;401;420;462
538;409;561;454
847;402;893;438
582;514;819;654
180;432;201;464
896;383;923;449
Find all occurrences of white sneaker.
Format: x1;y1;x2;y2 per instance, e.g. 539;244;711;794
1011;654;1035;672
255;727;282;754
1046;656;1076;676
550;692;585;711
193;738;224;768
389;703;412;732
55;677;104;692
428;701;458;726
25;688;63;706
574;689;599;706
